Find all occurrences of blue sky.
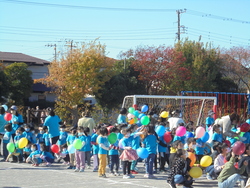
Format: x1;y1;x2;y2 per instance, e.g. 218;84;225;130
0;0;249;62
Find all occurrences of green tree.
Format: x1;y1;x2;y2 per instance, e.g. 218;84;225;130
174;39;224;92
4;62;33;105
0;63;8;103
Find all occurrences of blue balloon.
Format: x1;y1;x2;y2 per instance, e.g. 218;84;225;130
133;110;140;118
246;119;250;124
136;148;149;159
155;125;165;137
136;120;142;127
201;132;209;143
141;105;148;113
138;113;146;119
185;131;194;138
68;144;76;154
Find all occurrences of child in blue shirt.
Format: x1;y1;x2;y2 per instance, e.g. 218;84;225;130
142;125;157;179
195;138;205;162
109;126;120;176
91;124;101;172
40;143;54;166
117;108;127;124
42;126;50;152
26;144;41;167
212;124;223;143
2;123;12;160
97;127;109;178
23;141;32;161
23;124;33;143
74;127;86;172
14;127;25;162
58;124;68;149
83;127;92;169
36;126;45;144
66;128;76;169
131;124;142;174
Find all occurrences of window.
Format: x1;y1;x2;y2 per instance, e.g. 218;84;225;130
38;94;46;101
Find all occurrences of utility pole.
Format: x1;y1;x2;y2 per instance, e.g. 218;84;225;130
176;9;186;41
65;39;76;52
46;44;57;62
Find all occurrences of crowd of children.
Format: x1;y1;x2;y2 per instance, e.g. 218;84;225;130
2;104;250;188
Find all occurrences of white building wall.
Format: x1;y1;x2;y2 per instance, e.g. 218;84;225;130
27;65;49;79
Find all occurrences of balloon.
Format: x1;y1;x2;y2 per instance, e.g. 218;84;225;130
2;104;8;111
155;125;165;137
133;110;140;118
129;118;135;124
176;126;186;137
127;113;135;120
51;144;60;153
201;132;209;143
108;133;117;144
185;132;194;138
136;148;149;159
133;104;138;110
160;111;169;118
247;119;250;124
128;107;135;114
118;139;124;149
141;116;150;125
141;105;148;113
68;144;76;154
136;120;142;127
240;123;250;132
232;141;246;155
15;141;19;149
73;139;82;150
189;167;202;178
195;127;205;138
223;140;231;147
200;155;212;167
188;152;196;167
7;143;15;152
138;113;146;119
163;132;172;143
18;137;28;149
4;113;12;121
140;134;145;139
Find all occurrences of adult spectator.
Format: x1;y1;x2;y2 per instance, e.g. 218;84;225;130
43;109;62;145
9;105;23;139
168;110;185;131
77;111;95;135
215;113;240;139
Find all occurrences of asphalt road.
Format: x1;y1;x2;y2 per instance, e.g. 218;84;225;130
0;156;221;188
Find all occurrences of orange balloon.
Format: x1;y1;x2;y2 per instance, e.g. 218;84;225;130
129;118;135;124
188;152;196;167
140;134;145;139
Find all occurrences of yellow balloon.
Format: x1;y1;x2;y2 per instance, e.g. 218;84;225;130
189;167;202;178
160;111;169;118
18;137;28;149
200;155;212;167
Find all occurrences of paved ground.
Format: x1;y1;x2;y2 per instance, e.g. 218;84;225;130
0;156;220;188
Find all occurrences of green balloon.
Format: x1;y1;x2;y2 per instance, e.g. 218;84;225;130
141;116;150;125
15;141;19;149
73;139;82;150
129;107;135;114
108;133;117;144
7;143;15;153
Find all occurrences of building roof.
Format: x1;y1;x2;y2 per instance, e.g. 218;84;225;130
32;83;52;92
0;52;50;65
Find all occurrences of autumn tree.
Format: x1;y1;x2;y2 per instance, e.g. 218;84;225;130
120;45;190;95
221;46;250;92
35;41;113;125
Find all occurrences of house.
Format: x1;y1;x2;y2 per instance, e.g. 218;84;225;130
0;51;56;102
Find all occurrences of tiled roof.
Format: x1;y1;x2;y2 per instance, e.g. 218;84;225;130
0;52;50;65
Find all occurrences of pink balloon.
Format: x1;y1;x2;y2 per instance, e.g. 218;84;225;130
127;113;135;120
232;141;246;155
176;126;186;137
118;139;124;149
195;127;205;138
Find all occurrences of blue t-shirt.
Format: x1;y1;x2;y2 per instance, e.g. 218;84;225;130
14;133;25;143
121;136;133;148
195;138;205;155
44;115;61;138
83;135;91;152
243;132;250;144
58;131;68;145
29;150;42;163
37;133;44;143
41;151;54;159
173;135;185;144
131;133;140;150
117;114;126;124
117;132;124;140
9;114;23;134
23;131;33;142
109;140;119;155
43;133;50;146
206;117;214;126
23;146;31;153
66;135;76;145
78;135;87;152
212;132;223;143
98;136;109;155
142;134;157;154
3;131;11;143
158;136;167;153
91;133;99;155
0;114;7;133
